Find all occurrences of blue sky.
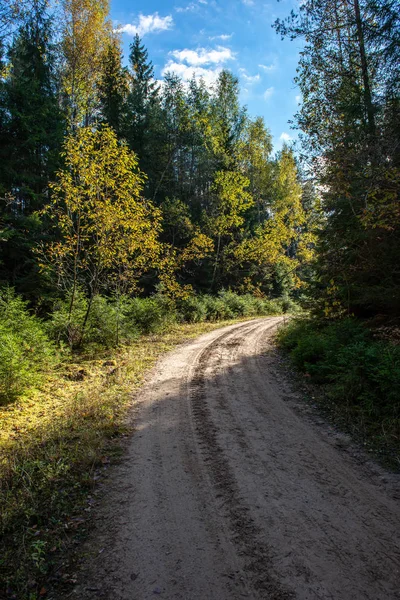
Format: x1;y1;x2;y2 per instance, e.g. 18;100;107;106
110;0;303;152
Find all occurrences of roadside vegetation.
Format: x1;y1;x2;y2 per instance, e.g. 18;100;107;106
273;0;399;466
278;318;400;464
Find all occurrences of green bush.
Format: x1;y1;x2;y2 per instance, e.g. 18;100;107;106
48;290;295;350
123;294;175;334
177;295;208;323
48;292;173;346
179;291;290;323
0;288;54;400
202;295;232;321
47;290;90;348
259;298;283;315
218;290;249;316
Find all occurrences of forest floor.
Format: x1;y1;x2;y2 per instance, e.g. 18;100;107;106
65;318;400;600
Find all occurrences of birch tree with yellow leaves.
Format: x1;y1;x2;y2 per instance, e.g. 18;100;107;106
61;0;111;128
39;126;163;341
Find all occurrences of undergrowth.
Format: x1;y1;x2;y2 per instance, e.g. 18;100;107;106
277;317;400;464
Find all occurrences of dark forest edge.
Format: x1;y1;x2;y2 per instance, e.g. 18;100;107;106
274;0;399;470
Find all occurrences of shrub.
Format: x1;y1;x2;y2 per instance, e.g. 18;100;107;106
259;298;283;315
47;290;90;348
218;290;249;316
202;295;232;321
0;288;54;400
177;295;208;323
123;294;175;334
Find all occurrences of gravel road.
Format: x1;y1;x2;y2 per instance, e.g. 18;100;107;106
72;318;400;600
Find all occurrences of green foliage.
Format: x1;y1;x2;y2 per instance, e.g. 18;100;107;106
123;294;175;334
48;291;133;349
202;295;234;321
177;290;288;323
47;290;291;348
278;318;400;439
275;0;400;318
0;3;64;298
0;288;54;400
98;32;128;135
177;295;209;323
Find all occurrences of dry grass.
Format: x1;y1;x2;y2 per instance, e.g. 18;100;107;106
0;320;242;600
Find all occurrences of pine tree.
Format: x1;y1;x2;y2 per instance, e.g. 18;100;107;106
210;70;246;170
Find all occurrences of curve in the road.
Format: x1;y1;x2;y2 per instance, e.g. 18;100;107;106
71;318;400;600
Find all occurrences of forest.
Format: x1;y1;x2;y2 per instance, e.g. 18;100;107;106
0;0;399;597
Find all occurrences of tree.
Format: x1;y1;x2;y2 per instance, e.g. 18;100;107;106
61;0;111;129
238;116;273;226
98;32;128;136
125;34;160;180
0;1;64;296
151;72;191;204
275;0;400;316
230;147;314;295
206;170;253;290
210;70;247;170
0;0;34;40
39;126;163;343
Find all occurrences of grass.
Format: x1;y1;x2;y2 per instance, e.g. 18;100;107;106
0;319;248;600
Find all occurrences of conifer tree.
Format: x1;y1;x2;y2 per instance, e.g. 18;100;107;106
125;34;159;176
98;33;128;136
210;70;246;170
0;1;64;294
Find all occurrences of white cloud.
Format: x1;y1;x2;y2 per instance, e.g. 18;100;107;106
259;61;277;73
176;1;207;12
280;132;292;142
242;0;255;5
295;94;302;104
162;61;222;85
239;68;260;84
170;46;235;66
263;86;274;99
119;13;173;37
209;33;233;41
164;43;233;86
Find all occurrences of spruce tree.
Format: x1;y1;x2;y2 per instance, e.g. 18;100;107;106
0;1;64;295
98;33;128;136
125;34;159;175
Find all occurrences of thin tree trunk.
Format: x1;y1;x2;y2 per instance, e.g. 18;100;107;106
210;234;221;292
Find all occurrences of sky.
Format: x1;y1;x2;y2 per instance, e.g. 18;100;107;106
110;0;304;152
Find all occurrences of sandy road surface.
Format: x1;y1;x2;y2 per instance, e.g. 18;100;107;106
72;318;400;600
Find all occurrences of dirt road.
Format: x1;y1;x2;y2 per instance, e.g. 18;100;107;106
73;318;400;600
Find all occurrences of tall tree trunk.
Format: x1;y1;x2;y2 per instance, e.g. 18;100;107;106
353;0;375;136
